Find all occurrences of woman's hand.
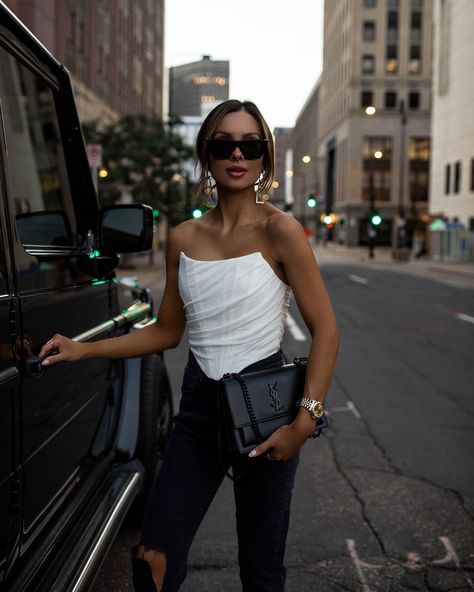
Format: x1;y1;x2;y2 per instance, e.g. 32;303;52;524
39;334;86;366
248;412;316;461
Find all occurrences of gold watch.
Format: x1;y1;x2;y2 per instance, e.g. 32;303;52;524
296;397;324;421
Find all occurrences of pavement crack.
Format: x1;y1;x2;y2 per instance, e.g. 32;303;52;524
327;434;387;556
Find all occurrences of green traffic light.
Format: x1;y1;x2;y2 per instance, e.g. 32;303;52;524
153;209;160;218
192;208;203;219
371;214;382;226
307;197;317;208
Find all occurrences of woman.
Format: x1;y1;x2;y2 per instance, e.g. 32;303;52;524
40;100;340;592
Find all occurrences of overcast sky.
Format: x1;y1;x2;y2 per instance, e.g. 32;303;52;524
164;0;325;130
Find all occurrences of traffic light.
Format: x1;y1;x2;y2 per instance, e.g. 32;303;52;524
192;207;203;219
370;213;382;226
306;195;317;208
322;213;335;229
153;209;160;219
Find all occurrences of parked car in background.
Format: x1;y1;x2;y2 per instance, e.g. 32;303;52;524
0;3;173;590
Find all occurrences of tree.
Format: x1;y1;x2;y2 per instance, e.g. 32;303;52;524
82;114;195;226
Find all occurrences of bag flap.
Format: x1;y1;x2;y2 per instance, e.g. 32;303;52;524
221;363;306;429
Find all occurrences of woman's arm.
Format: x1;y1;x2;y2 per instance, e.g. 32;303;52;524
250;214;340;460
40;227;186;366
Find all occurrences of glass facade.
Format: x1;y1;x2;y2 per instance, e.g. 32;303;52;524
408;138;430;202
362;137;393;202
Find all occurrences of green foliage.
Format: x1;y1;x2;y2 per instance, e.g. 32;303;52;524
82;115;195;226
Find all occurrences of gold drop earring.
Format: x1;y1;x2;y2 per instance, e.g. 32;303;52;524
205;174;217;208
255;173;265;204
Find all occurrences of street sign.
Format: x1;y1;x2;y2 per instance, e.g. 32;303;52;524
86;144;103;168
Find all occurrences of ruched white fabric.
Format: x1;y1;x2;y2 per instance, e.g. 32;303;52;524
178;251;291;380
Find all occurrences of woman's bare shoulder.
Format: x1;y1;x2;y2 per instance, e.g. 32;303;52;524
168;219;201;254
265;208;305;239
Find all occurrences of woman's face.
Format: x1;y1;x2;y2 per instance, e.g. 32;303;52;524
207;110;264;193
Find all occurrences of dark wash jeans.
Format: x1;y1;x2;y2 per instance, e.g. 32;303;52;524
139;349;300;592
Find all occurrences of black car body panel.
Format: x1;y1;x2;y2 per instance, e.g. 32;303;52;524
0;3;170;590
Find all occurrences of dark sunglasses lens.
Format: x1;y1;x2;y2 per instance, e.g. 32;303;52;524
207;139;267;160
207;140;234;159
240;141;266;160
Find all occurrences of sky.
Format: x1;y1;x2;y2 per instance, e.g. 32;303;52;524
164;0;325;130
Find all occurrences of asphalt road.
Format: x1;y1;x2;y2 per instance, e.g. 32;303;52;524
91;259;474;592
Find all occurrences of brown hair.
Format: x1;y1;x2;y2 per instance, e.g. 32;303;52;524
195;99;275;198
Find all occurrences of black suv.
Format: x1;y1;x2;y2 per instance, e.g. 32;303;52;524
0;4;172;590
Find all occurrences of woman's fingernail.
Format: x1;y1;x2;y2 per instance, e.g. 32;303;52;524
42;359;50;366
248;450;257;458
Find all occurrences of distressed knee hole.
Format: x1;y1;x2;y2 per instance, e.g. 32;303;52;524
136;545;167;591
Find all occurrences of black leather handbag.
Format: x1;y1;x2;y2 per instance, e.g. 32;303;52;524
218;357;328;456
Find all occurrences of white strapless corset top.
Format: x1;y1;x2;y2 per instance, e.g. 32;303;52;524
178;251;291;380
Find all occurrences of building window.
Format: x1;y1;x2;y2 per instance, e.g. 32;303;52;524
408;138;430;202
409;91;420;109
411;0;422;8
361;90;374;108
362;54;375;74
385;91;397;109
362;137;393;202
471;158;474;192
387;11;399;30
454;161;462;193
364;0;376;7
388;0;399;7
409;45;421;74
386;44;398;74
363;21;376;42
445;164;451;194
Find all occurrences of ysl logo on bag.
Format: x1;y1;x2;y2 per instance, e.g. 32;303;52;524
268;381;283;411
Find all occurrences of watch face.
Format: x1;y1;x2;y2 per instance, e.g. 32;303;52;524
311;401;324;418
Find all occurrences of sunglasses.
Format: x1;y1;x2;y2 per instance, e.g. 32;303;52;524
206;138;268;160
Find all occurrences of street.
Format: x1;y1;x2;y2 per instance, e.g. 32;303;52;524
91;250;474;591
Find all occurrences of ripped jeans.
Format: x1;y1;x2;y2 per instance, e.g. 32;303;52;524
138;349;300;592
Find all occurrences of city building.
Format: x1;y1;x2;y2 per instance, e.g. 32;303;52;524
429;0;474;230
305;0;432;247
272;127;293;210
291;80;321;227
168;55;229;118
4;0;165;123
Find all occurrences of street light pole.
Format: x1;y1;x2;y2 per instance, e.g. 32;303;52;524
398;99;407;216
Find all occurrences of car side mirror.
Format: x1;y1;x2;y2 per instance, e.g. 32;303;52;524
99;204;153;253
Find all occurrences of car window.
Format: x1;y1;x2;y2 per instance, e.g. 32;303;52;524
0;47;77;248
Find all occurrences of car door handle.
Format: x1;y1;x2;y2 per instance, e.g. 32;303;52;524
24;355;44;378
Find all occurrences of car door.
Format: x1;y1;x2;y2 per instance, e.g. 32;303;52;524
0;186;20;586
0;26;119;554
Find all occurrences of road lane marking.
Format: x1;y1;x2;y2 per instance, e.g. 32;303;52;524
286;313;307;341
433;537;474;589
349;274;369;285
328;400;362;419
456;313;474;324
346;539;381;592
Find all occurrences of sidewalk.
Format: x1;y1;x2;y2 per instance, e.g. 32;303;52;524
313;241;474;287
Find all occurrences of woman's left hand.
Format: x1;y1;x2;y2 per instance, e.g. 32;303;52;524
248;413;316;461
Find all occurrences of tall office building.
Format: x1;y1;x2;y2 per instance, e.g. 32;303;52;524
272;127;293;210
312;0;432;246
4;0;165;123
292;81;321;221
169;55;229;118
429;0;474;229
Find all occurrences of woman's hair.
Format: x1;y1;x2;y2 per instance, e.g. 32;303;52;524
195;99;275;198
